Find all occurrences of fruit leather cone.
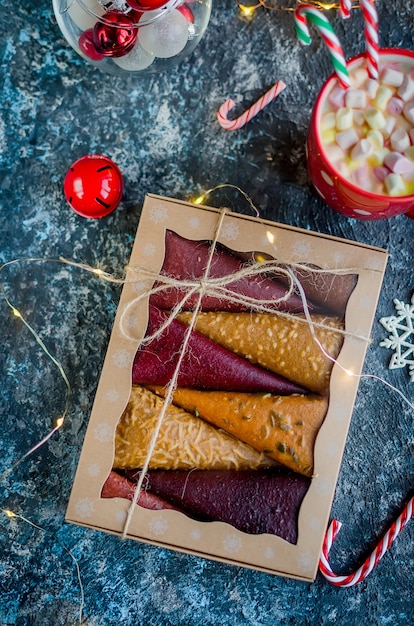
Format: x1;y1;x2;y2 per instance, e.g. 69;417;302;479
150;387;329;477
114;386;278;471
132;306;306;394
177;310;344;395
235;251;358;318
124;469;311;544
101;470;180;512
150;230;315;313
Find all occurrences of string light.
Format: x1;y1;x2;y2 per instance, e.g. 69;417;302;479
234;1;378;18
0;258;124;478
0;255;123;624
192;183;260;216
1;508;85;625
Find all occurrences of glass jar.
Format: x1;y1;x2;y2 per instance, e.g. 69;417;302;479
53;0;212;76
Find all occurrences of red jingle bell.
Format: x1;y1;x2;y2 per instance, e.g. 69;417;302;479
78;29;106;61
126;0;170;11
64;154;124;218
93;11;138;58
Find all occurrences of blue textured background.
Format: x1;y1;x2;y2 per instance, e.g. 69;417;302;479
0;1;413;624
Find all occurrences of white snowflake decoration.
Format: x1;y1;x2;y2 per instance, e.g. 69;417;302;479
263;546;276;560
296;551;314;573
106;389;120;403
189;216;201;229
379;294;414;382
112;348;132;369
143;243;156;257
94;423;113;443
149;205;168;224
75;498;94;519
222;533;242;554
220;221;240;242
87;463;101;477
149;515;169;536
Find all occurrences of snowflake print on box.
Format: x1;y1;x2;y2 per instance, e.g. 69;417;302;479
380;293;414;382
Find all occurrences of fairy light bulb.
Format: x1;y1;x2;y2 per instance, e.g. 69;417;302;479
193;194;206;205
239;4;257;18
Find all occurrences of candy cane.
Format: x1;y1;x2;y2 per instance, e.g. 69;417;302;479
217;80;286;131
338;0;352;19
319;496;413;586
360;0;379;80
294;4;351;90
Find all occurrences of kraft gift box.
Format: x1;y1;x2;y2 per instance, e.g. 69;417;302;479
66;194;388;582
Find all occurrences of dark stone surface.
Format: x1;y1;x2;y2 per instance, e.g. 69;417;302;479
0;1;413;624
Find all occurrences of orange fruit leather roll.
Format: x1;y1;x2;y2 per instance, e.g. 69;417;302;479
113;386;278;471
150;387;329;477
177;311;344;395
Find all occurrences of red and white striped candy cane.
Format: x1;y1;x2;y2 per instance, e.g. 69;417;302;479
319;495;413;586
339;0;352;19
217;80;286;131
360;0;379;80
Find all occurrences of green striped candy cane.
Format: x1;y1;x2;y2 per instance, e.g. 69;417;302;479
295;4;351;90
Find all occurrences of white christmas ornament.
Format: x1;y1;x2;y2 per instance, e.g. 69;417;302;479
68;0;104;31
114;41;155;71
379;293;414;382
139;9;189;59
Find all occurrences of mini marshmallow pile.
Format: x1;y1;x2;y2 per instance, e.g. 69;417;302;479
321;62;414;196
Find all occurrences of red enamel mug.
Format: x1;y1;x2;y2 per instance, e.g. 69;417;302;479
306;49;414;220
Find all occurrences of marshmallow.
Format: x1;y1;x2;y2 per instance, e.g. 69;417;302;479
403;101;414;124
381;115;397;139
366;79;379;100
390;128;410;152
352;164;372;190
381;67;404;87
324;144;345;164
374;86;394;110
384;151;414;174
369;147;390;166
321;111;336;130
335;128;359;151
321;128;336;144
384;173;407;195
351;68;369;89
365;108;386;130
328;86;346;110
410;128;414;144
353;110;365;126
336;107;353;130
367;129;384;150
404;145;414;162
351;138;373;162
398;75;414;102
387;96;404;116
402;168;414;182
372;166;389;182
345;89;367;109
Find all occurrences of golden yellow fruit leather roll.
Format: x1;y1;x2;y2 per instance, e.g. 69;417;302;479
113;386;278;471
177;311;344;395
151;387;329;477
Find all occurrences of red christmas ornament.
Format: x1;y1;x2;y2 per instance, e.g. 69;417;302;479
64;154;124;218
126;0;170;10
78;29;106;61
176;4;194;23
93;11;138;58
